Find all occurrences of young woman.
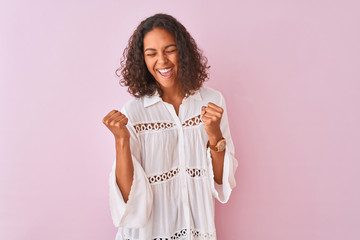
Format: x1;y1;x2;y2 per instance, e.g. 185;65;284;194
102;13;238;240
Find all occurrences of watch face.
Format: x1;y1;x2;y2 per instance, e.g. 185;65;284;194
218;140;226;151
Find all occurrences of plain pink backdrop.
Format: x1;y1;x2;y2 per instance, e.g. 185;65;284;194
1;0;359;239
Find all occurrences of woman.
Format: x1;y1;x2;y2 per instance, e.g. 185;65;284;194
102;13;238;240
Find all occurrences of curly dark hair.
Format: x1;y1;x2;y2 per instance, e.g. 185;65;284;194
115;13;210;98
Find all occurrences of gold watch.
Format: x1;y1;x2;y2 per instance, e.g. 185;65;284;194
207;137;226;152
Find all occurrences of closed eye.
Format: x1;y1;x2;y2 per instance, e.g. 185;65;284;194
166;49;177;53
145;48;176;57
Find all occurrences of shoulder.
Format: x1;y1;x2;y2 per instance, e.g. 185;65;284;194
120;97;145;122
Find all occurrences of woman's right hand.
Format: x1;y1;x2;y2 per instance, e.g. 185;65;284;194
102;110;130;140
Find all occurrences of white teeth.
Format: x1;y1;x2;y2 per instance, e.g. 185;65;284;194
158;68;172;73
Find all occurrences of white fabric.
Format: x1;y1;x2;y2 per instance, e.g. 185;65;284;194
109;86;238;240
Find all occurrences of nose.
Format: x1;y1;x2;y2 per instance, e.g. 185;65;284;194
157;53;168;65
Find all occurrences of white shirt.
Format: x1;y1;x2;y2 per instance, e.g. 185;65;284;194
109;86;238;240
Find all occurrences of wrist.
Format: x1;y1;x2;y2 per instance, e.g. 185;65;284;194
115;137;130;148
208;131;223;145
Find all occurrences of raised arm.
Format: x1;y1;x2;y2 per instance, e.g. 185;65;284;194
202;93;238;203
102;110;134;202
102;108;153;227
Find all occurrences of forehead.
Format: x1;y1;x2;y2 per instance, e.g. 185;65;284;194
143;27;176;49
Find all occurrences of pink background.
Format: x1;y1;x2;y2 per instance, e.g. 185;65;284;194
1;0;359;239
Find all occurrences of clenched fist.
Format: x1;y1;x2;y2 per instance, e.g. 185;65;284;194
201;102;223;143
102;110;130;140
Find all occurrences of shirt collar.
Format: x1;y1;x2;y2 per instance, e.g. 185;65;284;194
143;89;202;108
143;91;162;108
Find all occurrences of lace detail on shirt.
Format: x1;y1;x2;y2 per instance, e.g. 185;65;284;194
153;228;216;240
186;168;206;178
148;168;180;184
133;115;202;133
133;122;175;133
191;229;216;239
182;114;203;127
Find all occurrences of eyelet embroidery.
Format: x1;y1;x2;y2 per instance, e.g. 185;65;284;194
133;114;203;133
186;168;206;178
153;228;216;240
148;168;180;184
191;229;216;239
133;122;175;133
182;114;203;127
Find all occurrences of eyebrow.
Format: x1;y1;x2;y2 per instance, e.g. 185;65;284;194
144;44;177;52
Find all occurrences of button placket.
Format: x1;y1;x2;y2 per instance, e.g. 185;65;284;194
162;101;191;232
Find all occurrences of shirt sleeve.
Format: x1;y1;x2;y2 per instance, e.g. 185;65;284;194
207;93;238;203
109;106;153;228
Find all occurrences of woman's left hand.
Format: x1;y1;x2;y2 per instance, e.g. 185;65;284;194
201;102;224;143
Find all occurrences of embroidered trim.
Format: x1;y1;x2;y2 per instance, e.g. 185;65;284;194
191;229;216;239
133;114;203;133
182;114;203;127
148;168;180;184
133;122;175;133
153;229;187;240
153;228;216;240
186;168;206;178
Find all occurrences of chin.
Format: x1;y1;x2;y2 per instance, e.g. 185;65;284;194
156;77;177;88
159;82;176;89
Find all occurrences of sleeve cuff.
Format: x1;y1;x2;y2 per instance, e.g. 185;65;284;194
109;157;153;228
207;146;236;203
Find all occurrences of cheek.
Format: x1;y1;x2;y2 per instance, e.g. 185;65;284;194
174;55;179;67
144;59;154;72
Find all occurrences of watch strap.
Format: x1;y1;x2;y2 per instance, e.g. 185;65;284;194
207;137;225;151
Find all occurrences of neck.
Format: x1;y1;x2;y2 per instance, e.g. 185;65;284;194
160;85;184;116
161;85;185;104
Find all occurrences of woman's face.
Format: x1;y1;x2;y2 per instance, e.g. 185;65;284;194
143;27;179;91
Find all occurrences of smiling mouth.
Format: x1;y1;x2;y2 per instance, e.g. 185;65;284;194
157;67;174;78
